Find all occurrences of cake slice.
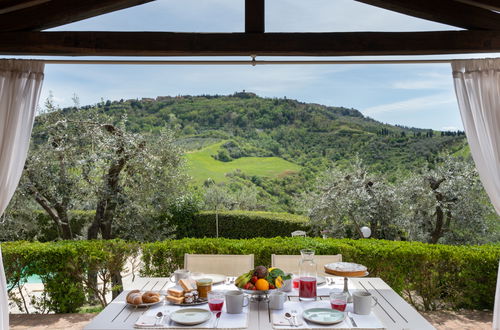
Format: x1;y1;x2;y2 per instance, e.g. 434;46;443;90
179;278;196;292
167;286;184;298
166;295;184;304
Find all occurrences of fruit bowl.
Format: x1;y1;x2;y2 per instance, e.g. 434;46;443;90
238;288;278;301
235;265;290;301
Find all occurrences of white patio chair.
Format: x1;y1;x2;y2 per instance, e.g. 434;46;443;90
291;230;307;237
184;254;254;276
271;254;342;275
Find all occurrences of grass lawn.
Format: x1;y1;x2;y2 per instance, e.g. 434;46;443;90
185;141;301;184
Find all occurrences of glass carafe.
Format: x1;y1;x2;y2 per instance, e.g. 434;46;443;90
299;249;317;301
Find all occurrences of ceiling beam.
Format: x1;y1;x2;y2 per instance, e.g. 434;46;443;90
245;0;265;33
354;0;500;30
0;31;499;57
454;0;500;11
0;0;155;31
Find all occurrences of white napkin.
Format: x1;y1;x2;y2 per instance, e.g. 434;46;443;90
272;301;384;329
134;303;249;329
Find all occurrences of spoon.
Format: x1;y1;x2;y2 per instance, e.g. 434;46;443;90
155;311;163;326
284;312;294;326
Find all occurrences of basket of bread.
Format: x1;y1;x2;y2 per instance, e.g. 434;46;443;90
166;278;207;306
126;290;162;307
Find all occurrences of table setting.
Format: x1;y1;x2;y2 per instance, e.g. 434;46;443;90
129;249;386;330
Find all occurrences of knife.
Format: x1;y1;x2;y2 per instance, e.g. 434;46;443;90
214;311;222;328
348;312;358;328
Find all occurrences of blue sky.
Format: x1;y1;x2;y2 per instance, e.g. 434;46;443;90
31;0;500;130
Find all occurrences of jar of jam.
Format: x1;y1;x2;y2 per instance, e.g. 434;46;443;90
196;278;212;299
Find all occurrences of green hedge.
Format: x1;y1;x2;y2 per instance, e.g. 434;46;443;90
12;210;310;240
2;238;499;313
141;237;500;311
172;211;310;238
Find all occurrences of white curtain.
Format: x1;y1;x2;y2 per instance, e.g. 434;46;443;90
0;59;44;330
451;58;500;330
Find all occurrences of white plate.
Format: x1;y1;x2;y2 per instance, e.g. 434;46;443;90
190;273;226;284
126;299;163;308
303;308;345;325
169;308;212;325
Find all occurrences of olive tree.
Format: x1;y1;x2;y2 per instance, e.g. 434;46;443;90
398;156;496;244
303;159;402;239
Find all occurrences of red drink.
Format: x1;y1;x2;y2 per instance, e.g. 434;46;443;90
331;300;347;311
208;299;224;312
299;277;316;300
293;278;299;289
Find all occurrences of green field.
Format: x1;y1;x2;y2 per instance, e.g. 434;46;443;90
185;142;301;184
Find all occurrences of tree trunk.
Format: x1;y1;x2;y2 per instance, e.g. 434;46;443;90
429;205;444;244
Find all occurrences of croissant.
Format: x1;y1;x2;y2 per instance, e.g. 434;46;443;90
126;290;143;305
142;291;161;303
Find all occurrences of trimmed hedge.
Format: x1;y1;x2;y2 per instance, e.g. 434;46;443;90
2;238;499;313
171;210;310;238
12;210;310;240
141;237;500;311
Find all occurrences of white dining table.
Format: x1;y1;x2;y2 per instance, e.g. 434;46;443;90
84;276;435;330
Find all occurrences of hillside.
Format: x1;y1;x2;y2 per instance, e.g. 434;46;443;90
50;92;467;211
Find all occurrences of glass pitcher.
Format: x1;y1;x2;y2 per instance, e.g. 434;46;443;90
299;249;317;301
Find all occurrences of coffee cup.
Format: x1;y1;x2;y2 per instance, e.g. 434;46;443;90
225;290;249;314
269;291;287;310
170;269;190;283
353;291;378;315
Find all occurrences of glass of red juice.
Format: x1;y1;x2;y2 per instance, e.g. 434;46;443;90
208;291;224;312
292;274;300;289
329;291;347;312
299;277;317;300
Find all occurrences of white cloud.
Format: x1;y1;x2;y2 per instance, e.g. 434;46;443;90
442;126;459;131
362;93;456;116
392;72;453;90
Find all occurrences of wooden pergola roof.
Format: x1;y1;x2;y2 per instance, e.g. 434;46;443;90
0;0;500;57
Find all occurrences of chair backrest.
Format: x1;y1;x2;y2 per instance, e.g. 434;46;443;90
271;254;342;275
184;254;254;276
291;230;307;237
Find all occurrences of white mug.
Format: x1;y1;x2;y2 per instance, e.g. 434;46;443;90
269;291;287;310
170;269;190;283
225;290;249;314
353;291;378;315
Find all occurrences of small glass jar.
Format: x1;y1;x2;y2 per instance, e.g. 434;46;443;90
196;278;213;299
184;292;194;304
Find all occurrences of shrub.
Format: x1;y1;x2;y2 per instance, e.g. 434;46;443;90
141;237;500;311
3;238;499;312
170;210;310;238
2;240;139;313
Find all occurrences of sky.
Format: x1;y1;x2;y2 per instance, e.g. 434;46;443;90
24;0;500;130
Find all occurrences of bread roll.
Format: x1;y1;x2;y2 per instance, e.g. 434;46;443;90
126;290;143;305
142;291;161;303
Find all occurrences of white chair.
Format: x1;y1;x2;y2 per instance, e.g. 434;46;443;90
184;254;254;276
271;254;342;275
291;230;307;237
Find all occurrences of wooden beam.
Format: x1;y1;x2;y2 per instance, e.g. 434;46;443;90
354;0;500;30
245;0;265;33
454;0;500;11
0;0;155;31
0;31;500;56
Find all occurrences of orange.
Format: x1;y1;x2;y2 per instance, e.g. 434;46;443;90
255;278;270;291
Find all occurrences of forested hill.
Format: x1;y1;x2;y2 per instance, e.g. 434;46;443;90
65;92;466;174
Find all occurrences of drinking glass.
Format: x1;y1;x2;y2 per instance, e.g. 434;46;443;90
208;291;224;312
330;291;347;312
